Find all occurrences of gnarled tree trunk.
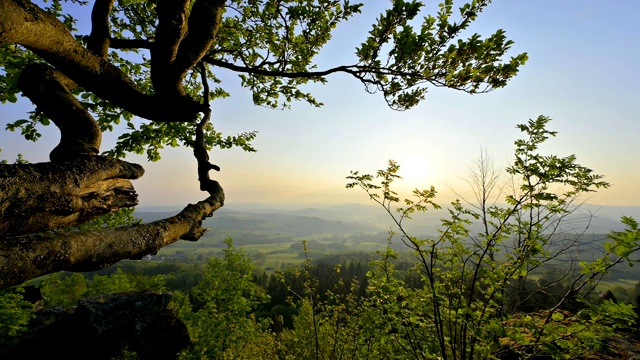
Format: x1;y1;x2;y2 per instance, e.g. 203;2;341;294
0;157;143;237
0;156;224;289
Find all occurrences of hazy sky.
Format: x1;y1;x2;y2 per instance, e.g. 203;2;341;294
1;1;639;208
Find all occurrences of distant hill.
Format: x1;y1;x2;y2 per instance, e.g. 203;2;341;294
203;209;379;236
134;206;384;247
134;211;181;223
135;203;640;237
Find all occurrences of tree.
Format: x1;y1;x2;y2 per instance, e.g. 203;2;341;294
0;0;527;288
0;285;35;352
345;116;640;359
39;268;166;307
175;239;275;359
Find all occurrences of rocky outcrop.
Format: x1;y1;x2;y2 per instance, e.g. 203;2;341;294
5;291;189;360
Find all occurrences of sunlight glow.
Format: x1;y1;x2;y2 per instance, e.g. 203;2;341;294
396;153;432;185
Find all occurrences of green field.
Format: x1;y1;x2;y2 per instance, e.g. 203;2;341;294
155;229;390;271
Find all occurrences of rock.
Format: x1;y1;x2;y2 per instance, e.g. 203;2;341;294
4;291;190;359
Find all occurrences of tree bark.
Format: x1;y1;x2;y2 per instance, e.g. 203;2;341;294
87;0;116;59
18;63;103;162
152;0;225;98
0;186;224;289
0;156;143;237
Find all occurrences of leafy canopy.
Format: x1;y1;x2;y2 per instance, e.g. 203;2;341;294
1;0;526;161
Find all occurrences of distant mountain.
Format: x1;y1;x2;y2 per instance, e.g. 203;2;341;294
221;205;356;222
581;205;640;226
202;211;378;236
135;205;182;213
134;211;181;223
135;203;640;235
586;205;640;219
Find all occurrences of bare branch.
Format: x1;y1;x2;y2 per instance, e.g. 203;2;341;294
194;63;222;196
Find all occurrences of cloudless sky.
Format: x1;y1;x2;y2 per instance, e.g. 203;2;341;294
1;1;639;208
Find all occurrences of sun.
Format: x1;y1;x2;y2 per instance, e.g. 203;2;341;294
379;140;452;195
394;153;434;187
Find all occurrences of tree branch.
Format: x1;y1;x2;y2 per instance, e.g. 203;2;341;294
174;0;225;78
108;37;153;50
87;0;115;58
152;0;190;97
152;0;226;98
204;56;450;89
0;156;144;237
194;63;221;195
18;63;102;162
0;189;224;289
0;0;205;122
154;0;190;59
203;56;352;78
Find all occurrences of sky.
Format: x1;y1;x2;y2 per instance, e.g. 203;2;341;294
1;1;639;209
